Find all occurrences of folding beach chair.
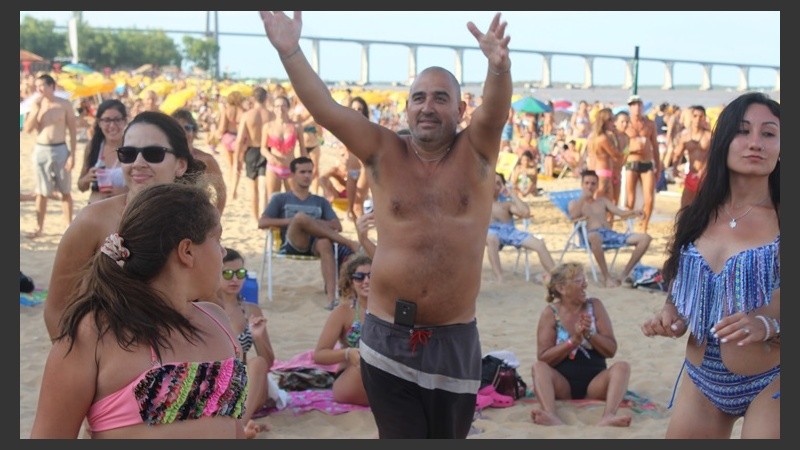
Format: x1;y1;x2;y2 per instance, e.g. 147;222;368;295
495;151;519;183
499;217;533;282
259;227;339;302
547;189;634;283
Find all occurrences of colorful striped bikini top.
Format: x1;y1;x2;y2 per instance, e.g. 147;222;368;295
670;235;780;344
86;303;248;433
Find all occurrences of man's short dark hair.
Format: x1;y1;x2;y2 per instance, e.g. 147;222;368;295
37;73;56;87
253;86;268;103
581;169;598;180
690;105;706;115
290;156;313;173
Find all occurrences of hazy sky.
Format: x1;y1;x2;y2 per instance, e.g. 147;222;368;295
20;11;780;88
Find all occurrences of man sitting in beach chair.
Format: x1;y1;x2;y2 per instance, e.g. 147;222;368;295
258;156;360;310
568;170;652;288
486;172;556;283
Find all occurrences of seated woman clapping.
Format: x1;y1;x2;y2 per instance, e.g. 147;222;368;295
313;255;372;406
530;262;631;427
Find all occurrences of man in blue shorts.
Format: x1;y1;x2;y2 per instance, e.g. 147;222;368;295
486;173;555;283
258;156;359;310
568;170;652;288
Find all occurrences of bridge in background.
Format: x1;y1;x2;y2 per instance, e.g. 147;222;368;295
57;14;780;92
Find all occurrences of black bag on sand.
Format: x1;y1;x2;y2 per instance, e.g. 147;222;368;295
480;355;504;388
480;355;528;399
20;271;34;294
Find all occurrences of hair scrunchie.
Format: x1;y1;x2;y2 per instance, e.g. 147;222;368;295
100;233;130;267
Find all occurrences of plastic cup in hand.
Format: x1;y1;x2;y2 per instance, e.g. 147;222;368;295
96;168;113;193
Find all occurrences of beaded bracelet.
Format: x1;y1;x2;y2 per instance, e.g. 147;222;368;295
755;315;771;342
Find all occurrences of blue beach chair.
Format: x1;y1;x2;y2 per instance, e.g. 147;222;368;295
547;189;634;283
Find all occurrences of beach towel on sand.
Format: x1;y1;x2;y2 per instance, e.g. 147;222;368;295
20;289;47;307
521;390;667;418
253;349;371;418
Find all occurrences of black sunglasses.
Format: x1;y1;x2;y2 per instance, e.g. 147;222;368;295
222;268;248;280
183;124;197;132
117;146;175;164
351;271;371;282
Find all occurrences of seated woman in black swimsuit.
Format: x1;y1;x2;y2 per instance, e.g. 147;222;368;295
529;262;632;427
313;255;372;406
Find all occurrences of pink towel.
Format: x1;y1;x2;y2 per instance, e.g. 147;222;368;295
286;390;370;416
270;349;339;373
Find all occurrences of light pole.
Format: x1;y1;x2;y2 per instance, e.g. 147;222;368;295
68;11;82;64
632;45;640;95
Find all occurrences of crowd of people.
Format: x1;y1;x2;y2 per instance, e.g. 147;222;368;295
21;10;778;440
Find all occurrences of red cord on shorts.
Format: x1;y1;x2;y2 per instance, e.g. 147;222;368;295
409;329;432;353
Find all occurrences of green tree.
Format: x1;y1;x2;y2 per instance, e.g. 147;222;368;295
21;16;182;70
182;35;219;72
19;16;68;60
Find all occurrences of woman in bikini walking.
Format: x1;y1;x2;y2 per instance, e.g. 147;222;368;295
587;108;623;212
216;91;246;193
261;95;306;201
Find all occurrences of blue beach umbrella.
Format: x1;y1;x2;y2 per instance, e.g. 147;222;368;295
512;96;552;114
62;62;96;75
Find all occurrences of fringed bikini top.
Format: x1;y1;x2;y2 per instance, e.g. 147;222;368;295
86;303;248;433
670;235;780;344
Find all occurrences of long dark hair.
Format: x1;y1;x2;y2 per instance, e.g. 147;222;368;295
57;183;219;361
662;92;780;285
350;96;370;119
84;99;127;170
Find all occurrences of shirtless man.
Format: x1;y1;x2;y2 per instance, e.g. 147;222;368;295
486;173;555;283
234;86;274;221
623;95;660;233
259;11;511;439
672;105;711;208
569;170;651;288
23;73;77;238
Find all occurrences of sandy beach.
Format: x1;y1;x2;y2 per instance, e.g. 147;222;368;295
19;128;745;439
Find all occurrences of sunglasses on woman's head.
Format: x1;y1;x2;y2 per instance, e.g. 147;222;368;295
222;268;248;280
117;146;175;164
183;124;197;132
351;271;371;282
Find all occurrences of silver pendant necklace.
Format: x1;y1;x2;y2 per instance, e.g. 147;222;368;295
722;203;758;229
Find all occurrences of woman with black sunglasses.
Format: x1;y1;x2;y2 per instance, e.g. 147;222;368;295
312;255;372;406
44;111;208;341
213;247;274;437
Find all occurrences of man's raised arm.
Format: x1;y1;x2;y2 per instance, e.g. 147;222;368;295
465;12;513;160
258;11;379;159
